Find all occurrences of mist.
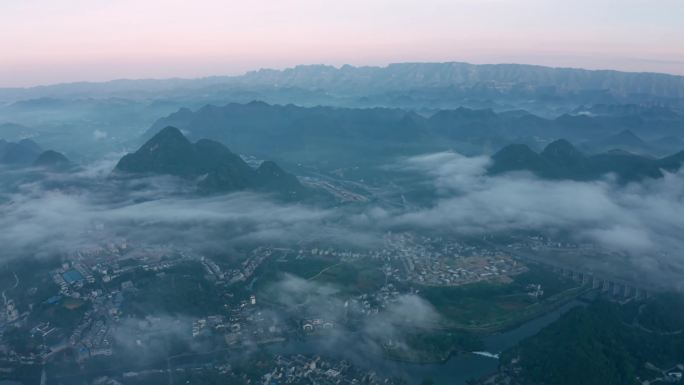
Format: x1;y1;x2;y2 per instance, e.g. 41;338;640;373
2;150;684;288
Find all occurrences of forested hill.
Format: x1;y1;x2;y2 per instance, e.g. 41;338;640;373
495;296;684;385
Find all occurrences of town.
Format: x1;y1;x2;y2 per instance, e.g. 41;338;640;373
0;230;670;384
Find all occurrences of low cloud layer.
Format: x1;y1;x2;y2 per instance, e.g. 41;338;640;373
0;167;376;258
394;152;684;285
265;274;443;360
2;151;684;287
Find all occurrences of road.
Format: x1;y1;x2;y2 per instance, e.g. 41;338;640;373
1;271;19;306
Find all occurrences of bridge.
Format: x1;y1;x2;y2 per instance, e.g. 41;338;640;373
483;241;669;299
552;266;655;300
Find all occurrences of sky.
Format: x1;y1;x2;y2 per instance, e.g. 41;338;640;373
1;0;684;87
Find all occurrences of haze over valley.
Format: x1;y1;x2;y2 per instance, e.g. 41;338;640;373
2;2;684;385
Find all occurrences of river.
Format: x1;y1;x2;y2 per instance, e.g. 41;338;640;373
267;300;584;385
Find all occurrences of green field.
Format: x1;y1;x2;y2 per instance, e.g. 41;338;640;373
309;260;386;295
256;256;386;302
420;264;584;332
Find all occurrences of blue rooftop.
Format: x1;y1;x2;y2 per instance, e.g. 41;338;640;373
45;295;62;304
62;269;84;284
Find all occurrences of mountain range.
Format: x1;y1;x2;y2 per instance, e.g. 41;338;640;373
4;62;684;160
489;139;684;182
0;137;74;173
234;63;684;99
0;138;43;165
580;130;652;155
146;102;684;168
114;126;309;200
4;62;684;102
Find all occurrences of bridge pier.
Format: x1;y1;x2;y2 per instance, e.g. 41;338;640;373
572;271;583;283
602;280;611;292
546;262;655;300
582;274;590;286
612;283;622;296
635;288;644;300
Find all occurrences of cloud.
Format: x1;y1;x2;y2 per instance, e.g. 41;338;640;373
2;150;684;287
363;293;443;347
93;130;108;141
0;168;359;258
108;313;218;366
398;151;491;193
264;274;444;359
392;151;684;285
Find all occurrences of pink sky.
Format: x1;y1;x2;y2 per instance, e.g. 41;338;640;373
2;0;684;87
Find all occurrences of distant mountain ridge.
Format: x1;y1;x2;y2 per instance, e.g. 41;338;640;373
580;130;653;156
235;63;684;98
3;62;684;102
489;139;684;182
0;138;43;165
0;123;36;140
0;138;74;172
114;126;309;199
146;102;684;167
